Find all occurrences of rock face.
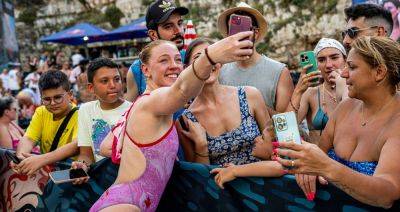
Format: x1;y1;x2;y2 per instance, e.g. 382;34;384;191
181;0;351;68
16;0;351;68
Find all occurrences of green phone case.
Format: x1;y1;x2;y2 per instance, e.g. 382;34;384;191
299;51;318;74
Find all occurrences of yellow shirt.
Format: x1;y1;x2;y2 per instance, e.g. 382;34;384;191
25;105;78;154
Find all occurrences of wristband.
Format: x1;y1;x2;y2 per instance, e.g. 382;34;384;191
204;47;217;66
192;59;211;81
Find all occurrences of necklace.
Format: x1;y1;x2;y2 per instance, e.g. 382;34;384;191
322;83;337;104
361;95;396;127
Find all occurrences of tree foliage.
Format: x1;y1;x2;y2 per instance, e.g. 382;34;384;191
104;5;125;28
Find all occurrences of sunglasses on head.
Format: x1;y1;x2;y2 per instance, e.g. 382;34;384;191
341;26;379;39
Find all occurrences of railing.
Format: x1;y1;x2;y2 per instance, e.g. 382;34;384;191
0;148;397;211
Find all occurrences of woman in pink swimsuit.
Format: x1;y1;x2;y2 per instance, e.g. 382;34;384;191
91;32;255;212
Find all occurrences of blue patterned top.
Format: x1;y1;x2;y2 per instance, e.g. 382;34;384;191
183;86;261;165
328;149;377;176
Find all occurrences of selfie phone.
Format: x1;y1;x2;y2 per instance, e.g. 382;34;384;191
299;51;318;82
5;151;21;164
49;168;89;184
272;111;301;145
228;14;253;37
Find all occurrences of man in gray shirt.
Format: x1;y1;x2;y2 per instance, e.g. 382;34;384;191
217;2;294;113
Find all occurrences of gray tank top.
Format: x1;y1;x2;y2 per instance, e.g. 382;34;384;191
219;55;285;109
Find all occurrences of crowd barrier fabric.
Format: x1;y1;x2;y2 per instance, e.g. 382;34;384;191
0;148;398;211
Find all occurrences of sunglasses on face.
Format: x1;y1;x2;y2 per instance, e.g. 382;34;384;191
341;26;378;39
41;93;68;106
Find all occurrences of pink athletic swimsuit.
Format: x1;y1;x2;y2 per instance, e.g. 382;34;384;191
90;97;179;212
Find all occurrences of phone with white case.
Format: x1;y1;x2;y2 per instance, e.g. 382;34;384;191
272;111;301;145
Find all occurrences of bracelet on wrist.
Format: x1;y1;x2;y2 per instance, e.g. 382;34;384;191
192;59;211;81
204;47;217;66
194;151;209;157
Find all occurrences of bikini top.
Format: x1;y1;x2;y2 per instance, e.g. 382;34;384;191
328;149;377;176
312;88;329;131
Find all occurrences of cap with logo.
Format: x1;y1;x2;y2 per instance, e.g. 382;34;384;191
146;0;189;30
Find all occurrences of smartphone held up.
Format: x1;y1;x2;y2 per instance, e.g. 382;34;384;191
228;14;255;50
272;111;301;145
299;51;320;83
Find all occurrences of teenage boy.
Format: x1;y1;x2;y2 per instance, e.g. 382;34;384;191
126;0;189;102
71;58;131;184
11;71;79;176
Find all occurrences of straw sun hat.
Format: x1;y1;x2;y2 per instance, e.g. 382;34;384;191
217;2;268;42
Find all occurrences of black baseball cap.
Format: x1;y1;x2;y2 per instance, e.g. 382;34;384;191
146;0;189;30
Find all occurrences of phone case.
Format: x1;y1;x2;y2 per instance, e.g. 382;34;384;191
49;169;89;184
228;14;252;36
299;51;318;75
272;111;301;145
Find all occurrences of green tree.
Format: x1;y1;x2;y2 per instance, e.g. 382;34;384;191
105;5;125;28
17;8;38;26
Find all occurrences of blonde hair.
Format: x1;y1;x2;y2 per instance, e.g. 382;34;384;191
351;36;400;86
138;40;176;65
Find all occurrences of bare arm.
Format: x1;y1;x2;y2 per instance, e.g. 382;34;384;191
141;32;255;117
234;161;285;177
16;140;79;176
285;66;321;123
99;131;113;157
126;71;139;102
245;86;270;132
76;146;95;165
0;125;12;148
210;161;285;189
275;68;294;112
16;136;35;157
176;121;195;162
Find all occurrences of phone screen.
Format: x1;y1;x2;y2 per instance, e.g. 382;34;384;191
50;169;88;183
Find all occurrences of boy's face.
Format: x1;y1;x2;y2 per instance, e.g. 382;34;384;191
41;87;72;116
88;67;123;104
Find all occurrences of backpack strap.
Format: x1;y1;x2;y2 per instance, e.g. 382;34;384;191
50;107;79;152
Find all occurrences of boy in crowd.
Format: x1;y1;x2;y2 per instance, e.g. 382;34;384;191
11;71;79;175
71;58;131;183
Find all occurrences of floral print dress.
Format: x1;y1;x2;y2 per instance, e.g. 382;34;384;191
183;87;261;165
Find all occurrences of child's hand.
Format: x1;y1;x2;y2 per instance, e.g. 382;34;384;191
210;164;237;189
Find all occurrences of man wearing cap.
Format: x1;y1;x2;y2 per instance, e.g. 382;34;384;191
218;2;294;113
126;0;188;102
342;3;393;52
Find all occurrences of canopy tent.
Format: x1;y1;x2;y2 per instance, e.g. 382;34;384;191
97;17;147;42
40;23;108;45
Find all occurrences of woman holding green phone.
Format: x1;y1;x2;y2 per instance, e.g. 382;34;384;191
288;38;347;142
